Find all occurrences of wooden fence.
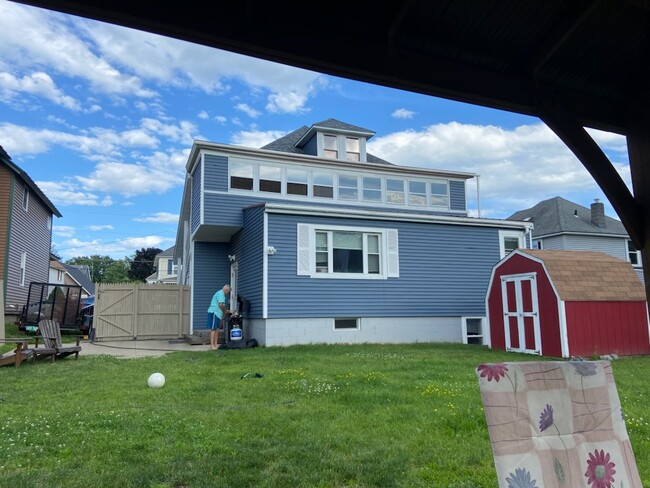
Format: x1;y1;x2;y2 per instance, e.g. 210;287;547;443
93;283;190;341
1;279;4;339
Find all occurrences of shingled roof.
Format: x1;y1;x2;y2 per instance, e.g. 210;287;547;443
507;196;626;238
260;119;392;165
520;249;645;302
0;145;62;217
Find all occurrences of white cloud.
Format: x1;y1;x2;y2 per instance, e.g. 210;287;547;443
133;212;179;223
53;225;75;237
198;110;209;119
36;180;114;207
89;224;113;231
368;121;631;218
266;91;310;114
234;103;261;118
0;71;81;110
392;108;415;119
231;130;287;148
215;115;227;124
58;235;174;259
0;2;157;98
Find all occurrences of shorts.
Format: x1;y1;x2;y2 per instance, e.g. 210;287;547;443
207;312;222;330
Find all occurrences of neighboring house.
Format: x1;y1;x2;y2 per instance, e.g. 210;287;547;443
146;246;178;284
49;260;95;298
0;146;61;317
174;118;533;346
507;196;644;284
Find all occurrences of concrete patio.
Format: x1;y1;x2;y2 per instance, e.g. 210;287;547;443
80;339;212;358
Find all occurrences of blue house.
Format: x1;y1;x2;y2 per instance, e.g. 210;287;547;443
174;119;532;346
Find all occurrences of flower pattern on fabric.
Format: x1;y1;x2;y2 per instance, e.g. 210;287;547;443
505;467;538;488
539;404;554;432
571;361;598;377
477;363;508;382
585;449;616;488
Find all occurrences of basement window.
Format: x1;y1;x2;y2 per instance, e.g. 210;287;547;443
334;318;358;330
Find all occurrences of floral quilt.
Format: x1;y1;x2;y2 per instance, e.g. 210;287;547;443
476;361;642;488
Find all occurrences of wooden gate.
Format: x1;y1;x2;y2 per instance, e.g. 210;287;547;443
94;283;190;341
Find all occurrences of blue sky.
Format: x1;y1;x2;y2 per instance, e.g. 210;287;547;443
0;1;632;260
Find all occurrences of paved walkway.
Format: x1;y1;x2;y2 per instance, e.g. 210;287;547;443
80;339;212;358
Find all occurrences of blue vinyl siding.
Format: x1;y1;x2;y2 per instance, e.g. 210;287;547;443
192;241;231;330
191;165;202;233
266;213;502;318
449;180;466;211
302;134;317;156
203;154;228;192
203;192;466;230
230;206;265;318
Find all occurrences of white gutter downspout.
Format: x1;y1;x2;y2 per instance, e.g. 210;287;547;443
263;211;269;319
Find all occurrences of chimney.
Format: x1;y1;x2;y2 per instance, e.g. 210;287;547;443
591;199;606;227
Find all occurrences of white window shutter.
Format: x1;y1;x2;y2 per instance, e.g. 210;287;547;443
297;223;311;275
386;229;399;277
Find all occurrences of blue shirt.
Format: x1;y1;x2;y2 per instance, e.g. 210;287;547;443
208;289;228;319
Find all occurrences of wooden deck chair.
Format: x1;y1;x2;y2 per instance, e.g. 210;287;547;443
0;339;34;367
37;319;82;360
476;361;642;487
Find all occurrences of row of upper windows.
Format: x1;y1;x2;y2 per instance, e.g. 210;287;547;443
323;134;360;161
228;160;453;209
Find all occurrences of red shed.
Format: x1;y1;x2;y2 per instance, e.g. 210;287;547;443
486;249;649;358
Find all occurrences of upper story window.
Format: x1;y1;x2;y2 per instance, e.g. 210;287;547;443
323;134;338;159
20;251;27;286
230;161;253;190
338;175;358;201
386;178;405;205
408;180;427;206
313;172;334;198
259;165;282;193
345;137;360;161
287;168;308;196
430;180;449;208
362;176;382;203
47;215;52;230
628;240;642;266
227;160;457;212
22;185;29;211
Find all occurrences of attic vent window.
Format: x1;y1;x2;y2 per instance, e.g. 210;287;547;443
323;134;338;159
574;209;579;217
345;137;360;161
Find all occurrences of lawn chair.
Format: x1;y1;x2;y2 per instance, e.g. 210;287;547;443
37;319;82;361
476;360;642;487
0;339;34;367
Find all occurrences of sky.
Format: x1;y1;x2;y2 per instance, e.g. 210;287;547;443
0;1;633;261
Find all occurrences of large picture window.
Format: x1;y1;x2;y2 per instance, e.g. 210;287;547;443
297;224;399;279
230;161;253;190
362;176;382;202
386;178;405;205
313;172;334;198
430;180;449;208
287;168;308;196
338;175;358;201
259;165;282;193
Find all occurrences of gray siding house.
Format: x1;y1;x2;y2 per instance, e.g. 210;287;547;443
1;146;61;316
174;119;532;346
508;196;644;284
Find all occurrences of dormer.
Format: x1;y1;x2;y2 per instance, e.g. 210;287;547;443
295;118;375;163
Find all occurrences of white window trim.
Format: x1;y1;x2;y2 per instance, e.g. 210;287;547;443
627;239;643;267
227;157;455;212
297;223;399;279
461;316;485;345
22;185;29;211
499;230;525;259
20;251;27;286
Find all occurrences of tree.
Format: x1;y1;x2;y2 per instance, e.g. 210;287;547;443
128;247;162;282
65;255;129;283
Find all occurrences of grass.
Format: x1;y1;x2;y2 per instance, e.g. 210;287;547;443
1;343;649;487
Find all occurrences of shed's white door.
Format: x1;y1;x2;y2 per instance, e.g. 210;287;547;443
501;273;541;355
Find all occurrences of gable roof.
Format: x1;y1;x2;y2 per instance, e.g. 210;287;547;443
0;145;62;217
260;119;392;165
61;263;95;295
519;249;645;302
507;196;627;238
156;246;175;258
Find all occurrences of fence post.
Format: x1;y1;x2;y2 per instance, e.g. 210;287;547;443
132;284;139;340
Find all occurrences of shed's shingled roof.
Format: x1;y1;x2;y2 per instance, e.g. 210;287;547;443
507;196;626;237
520;249;645;302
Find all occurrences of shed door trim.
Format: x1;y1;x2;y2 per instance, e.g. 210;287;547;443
501;273;541;355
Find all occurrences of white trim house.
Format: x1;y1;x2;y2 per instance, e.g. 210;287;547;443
174;118;532;346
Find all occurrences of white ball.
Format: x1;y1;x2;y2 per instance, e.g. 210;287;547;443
147;372;165;388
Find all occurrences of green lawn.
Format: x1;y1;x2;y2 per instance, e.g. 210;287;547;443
1;342;649;487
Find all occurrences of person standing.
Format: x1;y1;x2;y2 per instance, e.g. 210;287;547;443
207;284;231;349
